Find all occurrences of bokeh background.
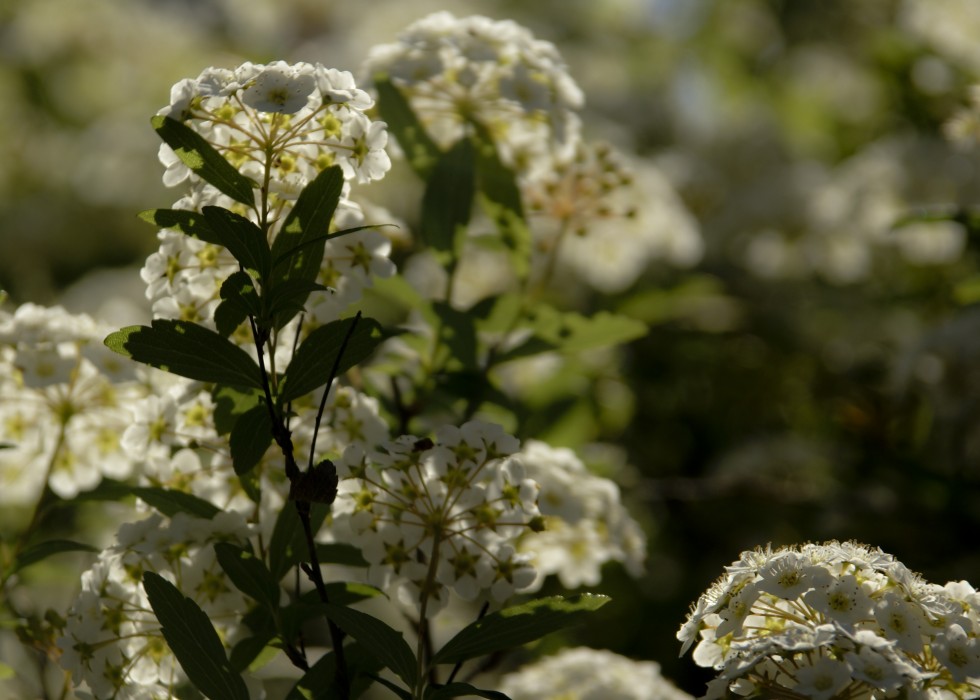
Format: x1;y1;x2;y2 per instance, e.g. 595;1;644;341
6;0;980;694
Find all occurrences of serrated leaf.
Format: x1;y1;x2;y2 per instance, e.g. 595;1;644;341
374;77;441;179
10;540;97;575
214;542;280;610
229;405;273;476
105;320;262;390
431;301;478;371
152;115;255;206
315;543;368;568
322;602;417;688
143;571;250;700
268;503;330;580
130;487;221;519
471;124;531;279
279;316;384;404
494;307;648;364
432;594;611;665
286;643;381;700
215;271;262;337
421;138;476;256
201;206;271;279
212;385;264;436
426;684;511;700
269;166;344;326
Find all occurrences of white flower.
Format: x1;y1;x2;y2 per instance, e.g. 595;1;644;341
792;655;852;700
240;61;316;114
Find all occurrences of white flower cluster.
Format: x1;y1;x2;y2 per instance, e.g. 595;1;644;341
0;303;145;501
497;647;693;700
526;141;703;293
363;11;584;175
143;60;394;331
516;440;646;590
57;511;254;700
679;541;980;699
332;421;541;611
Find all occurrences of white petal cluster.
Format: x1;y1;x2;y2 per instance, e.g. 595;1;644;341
363;11;584;173
144;61;394;335
526;141;703;293
679;540;980;699
332;420;541;611
0;303;146;501
515;440;646;590
57;511;254;699
497;647;693;700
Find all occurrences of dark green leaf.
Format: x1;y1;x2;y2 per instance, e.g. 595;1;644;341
229;405;273;476
494;307;647;364
201;206;271;279
142;571;250;700
432;594;611;665
139;209;213;240
286;643;381;700
315;543;368;568
130;487;221;519
229;631;275;673
212;386;264;436
288;459;338;505
426;684;511;700
471;125;531;279
10;540;98;575
431;301;478;371
268;503;330;580
374;77;441;179
279;317;384;404
370;675;413;700
323;602;417;688
105;320;262;390
215;271;262;337
421;138;476;256
152;115;255;206
269;166;344;327
214;542;280;610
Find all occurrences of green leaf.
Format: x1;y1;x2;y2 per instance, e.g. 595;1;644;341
229;405;273;476
431;594;611;665
279;316;384;404
374;77;442;179
131;486;221;519
315;543;368;568
229;631;276;673
268;503;330;580
215;271;262;337
471;125;531;279
269;166;344;326
143;571;250;700
151;115;255;206
214;542;280;610
212;385;264;436
431;301;478;371
10;540;97;575
426;684;511;700
370;675;414;700
421;138;476;257
322;602;417;688
286;643;381;700
105;320;262;390
495;307;648;364
201;206;271;279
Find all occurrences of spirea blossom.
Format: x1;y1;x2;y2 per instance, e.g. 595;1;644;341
0;303;146;501
679;541;980;699
363;12;584;175
497;647;693;700
58;511;255;699
331;421;541;611
144;61;395;335
515;440;646;590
